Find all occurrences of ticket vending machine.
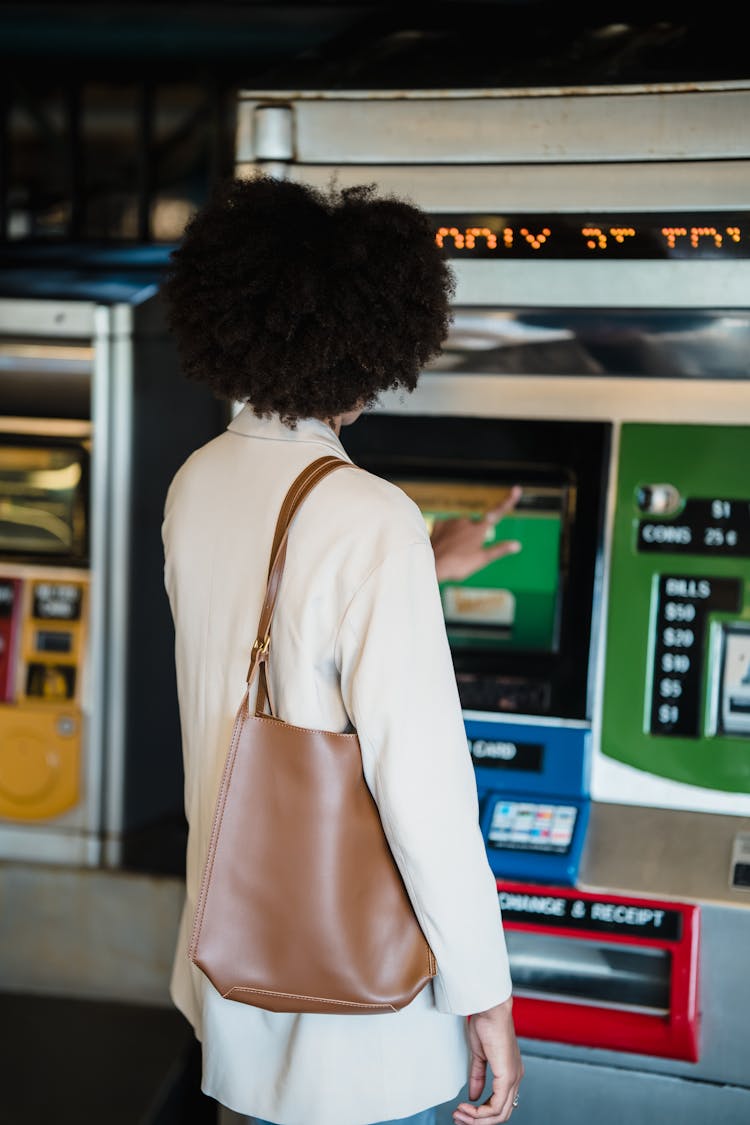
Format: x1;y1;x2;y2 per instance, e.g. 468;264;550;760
0;248;226;867
236;80;750;1122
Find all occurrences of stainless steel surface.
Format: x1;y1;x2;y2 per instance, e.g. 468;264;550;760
81;306;113;864
434;1051;750;1125
0;298;97;338
253;104;294;162
429;308;750;378
0;822;99;865
374;372;750;426
450;259;750;309
102;306;135;861
579;803;750;907
237;87;750;165
240;82;750;101
251;158;750;212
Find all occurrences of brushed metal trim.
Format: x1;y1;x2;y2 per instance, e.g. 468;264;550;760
448;260;750;309
266;159;750;212
239;81;750;100
374;374;750;426
237;88;750;164
0;299;97;337
0;823;101;865
102;306;134;857
84;306;112;847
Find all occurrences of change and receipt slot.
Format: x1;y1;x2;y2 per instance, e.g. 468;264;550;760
497;881;700;1062
0;250;225;867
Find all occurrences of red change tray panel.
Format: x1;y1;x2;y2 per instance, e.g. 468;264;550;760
497;879;700;1062
0;578;22;702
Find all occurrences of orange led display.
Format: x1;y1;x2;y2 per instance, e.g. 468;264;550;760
431;214;750;258
465;227;497;249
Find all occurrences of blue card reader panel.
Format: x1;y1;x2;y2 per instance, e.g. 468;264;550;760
465;716;591;885
466;716;590;798
481;794;591;884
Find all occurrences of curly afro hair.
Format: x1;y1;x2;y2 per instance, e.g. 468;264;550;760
160;174;455;425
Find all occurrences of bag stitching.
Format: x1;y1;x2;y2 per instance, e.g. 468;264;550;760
222;984;398;1011
250;713;359;739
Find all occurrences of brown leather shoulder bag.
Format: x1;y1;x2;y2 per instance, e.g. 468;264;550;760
189;454;437;1014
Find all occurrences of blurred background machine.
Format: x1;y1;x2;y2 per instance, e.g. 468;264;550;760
235;79;750;1123
0;246;226;869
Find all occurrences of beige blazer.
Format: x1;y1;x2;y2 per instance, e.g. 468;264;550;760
162;406;512;1125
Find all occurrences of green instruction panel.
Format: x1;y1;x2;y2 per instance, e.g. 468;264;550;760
601;423;750;793
394;479;563;653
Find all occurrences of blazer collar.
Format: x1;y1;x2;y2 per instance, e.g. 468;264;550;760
227;404;353;460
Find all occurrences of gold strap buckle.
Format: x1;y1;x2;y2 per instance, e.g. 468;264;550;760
246;635;271;684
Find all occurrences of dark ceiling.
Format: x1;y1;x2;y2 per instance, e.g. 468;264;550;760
1;2;748;87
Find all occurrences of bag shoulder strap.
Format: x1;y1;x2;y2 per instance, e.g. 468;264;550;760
247;454;352;715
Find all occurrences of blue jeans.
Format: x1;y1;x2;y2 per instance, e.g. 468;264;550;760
221;1109;437;1125
253;1114;436;1125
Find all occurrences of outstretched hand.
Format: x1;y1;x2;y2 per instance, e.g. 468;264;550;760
431;486;523;583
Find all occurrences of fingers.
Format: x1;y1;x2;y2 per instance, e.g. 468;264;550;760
453;1085;521;1125
467;1052;486;1101
484;486;523;524
483;540;522;561
454;1072;521;1125
453;1101;516;1125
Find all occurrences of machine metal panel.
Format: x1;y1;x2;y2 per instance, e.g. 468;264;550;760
236;86;750;164
449;259;750;308
0;820;100;866
435;1051;750;1125
241;159;750;213
375;372;750;426
101;308;135;865
0;298;97;338
580;803;750;906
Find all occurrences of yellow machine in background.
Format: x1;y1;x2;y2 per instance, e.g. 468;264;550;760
0;258;226;868
0;571;88;821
